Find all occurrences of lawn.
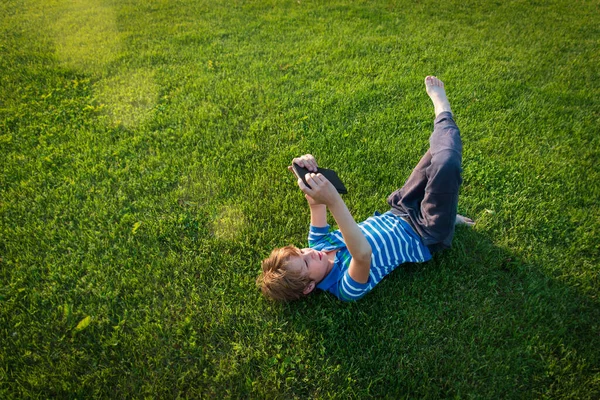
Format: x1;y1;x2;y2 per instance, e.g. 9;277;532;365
1;0;599;398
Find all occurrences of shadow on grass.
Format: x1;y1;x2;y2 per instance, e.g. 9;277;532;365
283;226;600;398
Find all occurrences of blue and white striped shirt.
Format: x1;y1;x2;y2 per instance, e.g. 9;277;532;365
310;211;432;301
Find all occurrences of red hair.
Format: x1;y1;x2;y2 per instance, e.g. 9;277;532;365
256;245;310;302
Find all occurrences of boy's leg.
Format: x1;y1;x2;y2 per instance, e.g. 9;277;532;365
387;77;463;252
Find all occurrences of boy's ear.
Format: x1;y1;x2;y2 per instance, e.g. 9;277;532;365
303;281;316;295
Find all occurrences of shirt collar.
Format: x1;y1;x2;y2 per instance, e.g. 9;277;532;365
316;261;341;291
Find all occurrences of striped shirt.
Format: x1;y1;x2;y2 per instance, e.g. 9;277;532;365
310;211;432;301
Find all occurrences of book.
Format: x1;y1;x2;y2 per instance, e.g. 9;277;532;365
292;163;347;194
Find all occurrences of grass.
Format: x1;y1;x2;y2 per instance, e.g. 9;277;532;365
1;0;599;398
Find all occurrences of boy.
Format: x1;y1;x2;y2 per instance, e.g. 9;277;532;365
257;76;474;302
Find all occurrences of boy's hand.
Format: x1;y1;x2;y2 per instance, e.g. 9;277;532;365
297;173;341;207
304;193;320;207
287;154;322;207
288;154;318;173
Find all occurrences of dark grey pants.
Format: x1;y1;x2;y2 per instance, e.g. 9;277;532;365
387;111;463;253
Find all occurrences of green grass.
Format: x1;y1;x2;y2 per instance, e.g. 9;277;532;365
1;0;599;397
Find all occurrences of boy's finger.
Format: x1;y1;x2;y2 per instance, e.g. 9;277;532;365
297;178;313;194
303;156;314;170
305;173;318;185
311;173;326;185
305;173;321;190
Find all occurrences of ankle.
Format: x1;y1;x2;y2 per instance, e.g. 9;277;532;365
434;104;452;117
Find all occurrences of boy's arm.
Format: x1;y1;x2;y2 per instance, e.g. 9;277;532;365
309;204;327;227
299;173;372;284
327;198;372;283
289;154;328;228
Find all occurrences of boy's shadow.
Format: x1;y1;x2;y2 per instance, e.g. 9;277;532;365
285;227;600;396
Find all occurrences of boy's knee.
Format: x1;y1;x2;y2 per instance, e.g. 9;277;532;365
432;149;462;174
430;125;462;156
427;149;462;191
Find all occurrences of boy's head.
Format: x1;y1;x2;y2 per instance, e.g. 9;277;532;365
257;245;331;302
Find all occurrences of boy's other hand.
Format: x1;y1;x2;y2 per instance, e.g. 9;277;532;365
288;154;318;173
298;173;340;207
304;193;320;206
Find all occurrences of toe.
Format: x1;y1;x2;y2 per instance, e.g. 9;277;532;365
456;214;475;226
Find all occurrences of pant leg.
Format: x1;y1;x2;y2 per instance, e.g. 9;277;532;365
387;111;463;252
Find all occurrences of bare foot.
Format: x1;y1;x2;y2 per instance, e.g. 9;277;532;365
425;76;452;117
455;214;475;227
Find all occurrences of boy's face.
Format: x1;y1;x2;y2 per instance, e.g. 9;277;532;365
287;247;332;286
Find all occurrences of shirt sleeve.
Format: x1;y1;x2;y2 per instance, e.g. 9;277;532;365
337;270;372;302
307;224;331;248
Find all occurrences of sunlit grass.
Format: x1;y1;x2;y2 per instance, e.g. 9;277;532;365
96;68;159;128
50;0;122;74
1;0;599;398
